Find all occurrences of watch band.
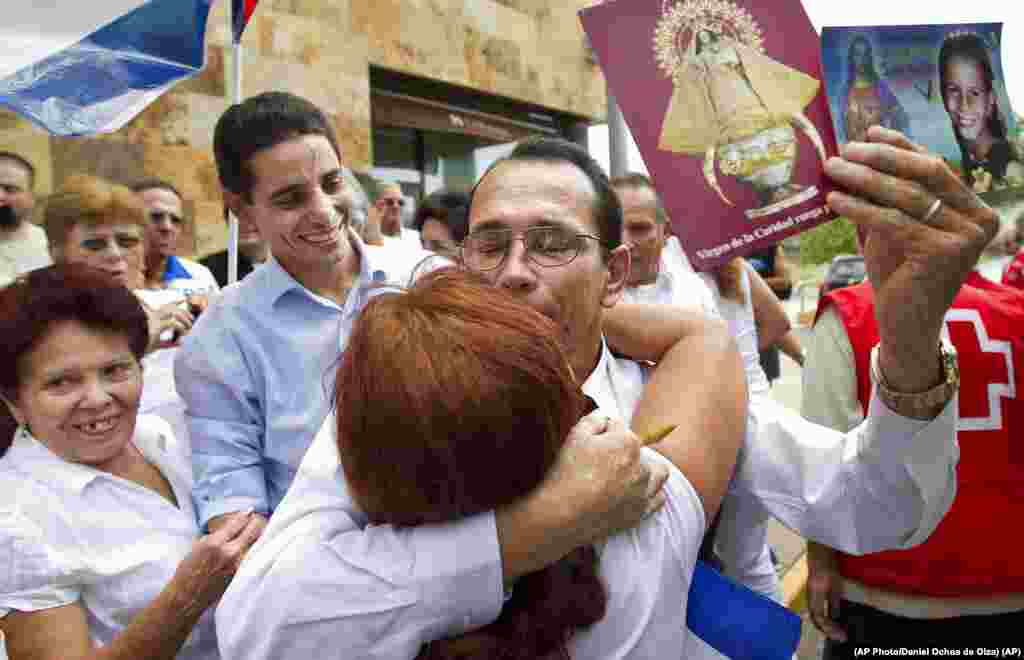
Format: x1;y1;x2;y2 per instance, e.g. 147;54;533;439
869;342;959;420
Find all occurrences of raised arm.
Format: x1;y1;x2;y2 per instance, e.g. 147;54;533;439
630;315;748;523
744;262;791;350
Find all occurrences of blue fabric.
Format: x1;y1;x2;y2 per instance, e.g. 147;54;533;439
175;241;424;529
162;255;194;283
687;561;802;660
0;0;213;136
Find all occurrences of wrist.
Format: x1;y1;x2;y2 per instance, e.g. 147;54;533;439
871;341;958;420
495;491;574;586
876;337;942;393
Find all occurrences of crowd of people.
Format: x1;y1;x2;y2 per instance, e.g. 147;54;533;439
0;85;1018;660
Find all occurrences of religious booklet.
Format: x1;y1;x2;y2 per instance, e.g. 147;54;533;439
822;23;1023;203
579;0;838;272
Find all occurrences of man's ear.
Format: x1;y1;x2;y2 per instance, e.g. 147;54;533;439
602;244;631;309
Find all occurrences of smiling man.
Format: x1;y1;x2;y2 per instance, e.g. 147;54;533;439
207;93;753;659
175;93;445;542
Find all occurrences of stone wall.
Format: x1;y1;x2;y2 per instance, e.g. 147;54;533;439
0;0;606;258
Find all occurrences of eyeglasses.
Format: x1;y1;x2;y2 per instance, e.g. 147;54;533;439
150;210;184;226
380;198;405;208
421;238;457;255
461;226;609;272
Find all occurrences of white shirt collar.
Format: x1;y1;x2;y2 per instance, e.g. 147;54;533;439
6;426;104;492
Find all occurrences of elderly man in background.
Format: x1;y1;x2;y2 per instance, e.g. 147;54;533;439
132;178;219;296
375;181;420;247
0;151;50;286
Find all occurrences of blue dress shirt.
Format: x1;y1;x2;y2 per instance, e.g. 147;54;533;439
175;232;441;528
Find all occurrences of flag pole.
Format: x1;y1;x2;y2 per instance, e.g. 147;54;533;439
227;3;242;285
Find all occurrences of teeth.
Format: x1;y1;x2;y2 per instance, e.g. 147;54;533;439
80;418;116;433
302;231;335;244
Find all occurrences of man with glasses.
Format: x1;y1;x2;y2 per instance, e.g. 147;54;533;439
375;182;421;247
212;94;749;659
458;135;991;657
131;178;219;296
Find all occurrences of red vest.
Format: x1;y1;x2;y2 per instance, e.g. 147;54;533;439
1003;248;1024;291
813;273;1024;597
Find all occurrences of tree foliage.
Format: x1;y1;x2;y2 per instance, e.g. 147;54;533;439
799;216;858;267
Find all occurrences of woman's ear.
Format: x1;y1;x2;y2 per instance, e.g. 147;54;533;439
1;391;25;427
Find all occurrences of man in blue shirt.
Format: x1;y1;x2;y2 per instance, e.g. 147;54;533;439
176;93;718;563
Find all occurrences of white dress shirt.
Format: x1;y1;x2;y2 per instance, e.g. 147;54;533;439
0;222;51;288
621;248;719;317
163;256;221;297
585;337;957;658
215;342;706;659
625;256;777;600
0;416;218;659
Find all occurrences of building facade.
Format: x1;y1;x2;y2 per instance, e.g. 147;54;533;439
0;0;606;258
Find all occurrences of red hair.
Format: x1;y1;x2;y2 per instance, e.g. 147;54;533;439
335;267;605;659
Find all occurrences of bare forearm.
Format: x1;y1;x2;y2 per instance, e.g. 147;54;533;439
93;582;206;660
632;321;747;522
604;303;717;363
495;497;574;586
776;331;804;365
748;265;791;350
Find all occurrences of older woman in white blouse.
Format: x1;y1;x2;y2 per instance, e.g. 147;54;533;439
0;264;259;660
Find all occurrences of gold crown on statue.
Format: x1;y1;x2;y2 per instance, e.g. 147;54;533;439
654;0;764;79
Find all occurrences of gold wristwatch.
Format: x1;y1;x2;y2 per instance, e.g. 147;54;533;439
869;342;959;420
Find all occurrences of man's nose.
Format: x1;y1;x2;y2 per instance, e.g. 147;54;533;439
494;239;537;292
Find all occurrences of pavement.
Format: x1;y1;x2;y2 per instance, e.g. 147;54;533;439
765;292;825;660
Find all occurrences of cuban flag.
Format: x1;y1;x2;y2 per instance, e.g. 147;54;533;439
232;0;260;43
0;0;213;136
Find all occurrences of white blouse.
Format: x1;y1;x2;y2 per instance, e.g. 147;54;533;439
215;387;706;659
0;416;217;659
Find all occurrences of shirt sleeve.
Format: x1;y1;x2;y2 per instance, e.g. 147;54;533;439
0;509;80;617
730;384;958;555
800;306;864;433
214;427;505;660
713;493;783;603
175;307;269;528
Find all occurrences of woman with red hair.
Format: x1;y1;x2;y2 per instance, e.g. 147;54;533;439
333;267;706;659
